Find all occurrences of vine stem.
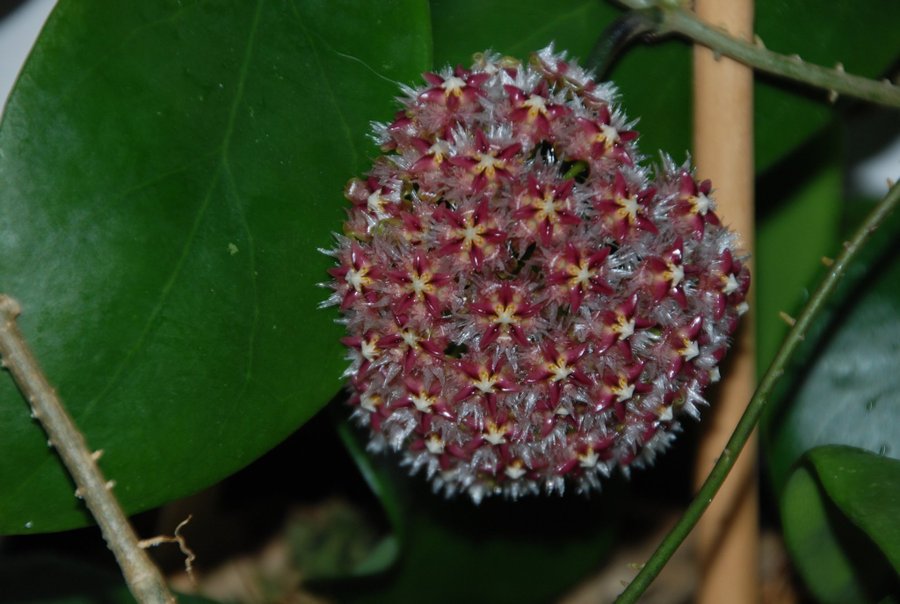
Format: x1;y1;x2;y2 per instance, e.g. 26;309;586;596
0;296;175;604
613;0;900;108
616;180;900;602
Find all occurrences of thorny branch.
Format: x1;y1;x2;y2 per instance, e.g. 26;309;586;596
0;296;176;604
611;0;900;108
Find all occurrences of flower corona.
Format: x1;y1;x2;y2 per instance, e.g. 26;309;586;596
323;46;749;502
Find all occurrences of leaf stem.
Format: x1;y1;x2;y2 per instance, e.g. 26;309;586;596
587;11;659;79
612;0;900;108
615;180;900;602
0;297;175;604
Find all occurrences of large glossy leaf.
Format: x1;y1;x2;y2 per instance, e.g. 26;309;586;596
430;0;900;173
781;446;900;604
0;0;431;534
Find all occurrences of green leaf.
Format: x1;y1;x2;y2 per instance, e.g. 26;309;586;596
432;0;899;171
763;203;900;492
328;422;620;604
286;497;394;582
334;418;407;577
0;0;431;534
808;446;900;573
781;447;900;604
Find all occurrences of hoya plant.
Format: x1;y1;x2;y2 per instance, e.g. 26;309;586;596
325;46;750;502
0;1;897;603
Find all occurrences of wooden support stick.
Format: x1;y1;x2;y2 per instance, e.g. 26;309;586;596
692;1;759;603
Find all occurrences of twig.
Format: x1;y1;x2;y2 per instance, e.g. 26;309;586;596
615;181;900;602
139;515;197;584
613;0;900;109
0;296;175;604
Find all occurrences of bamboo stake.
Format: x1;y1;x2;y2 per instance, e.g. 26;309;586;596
691;1;759;603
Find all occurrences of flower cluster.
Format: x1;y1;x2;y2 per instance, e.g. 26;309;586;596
323;46;749;502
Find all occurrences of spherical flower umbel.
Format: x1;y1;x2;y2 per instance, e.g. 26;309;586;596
322;46;750;503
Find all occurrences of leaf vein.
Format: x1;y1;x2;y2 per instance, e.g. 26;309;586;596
289;0;361;170
83;0;266;414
